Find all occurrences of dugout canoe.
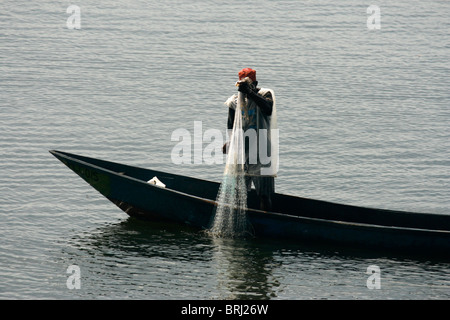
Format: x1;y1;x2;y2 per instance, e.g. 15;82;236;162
49;150;450;257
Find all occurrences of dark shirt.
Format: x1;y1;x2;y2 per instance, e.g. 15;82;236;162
227;89;273;130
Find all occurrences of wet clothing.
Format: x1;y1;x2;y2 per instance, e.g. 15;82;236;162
225;87;277;210
225;88;276;175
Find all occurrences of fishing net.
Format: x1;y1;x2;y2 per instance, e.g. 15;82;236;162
209;91;250;238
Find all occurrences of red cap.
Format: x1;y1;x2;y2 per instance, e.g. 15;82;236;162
238;68;256;82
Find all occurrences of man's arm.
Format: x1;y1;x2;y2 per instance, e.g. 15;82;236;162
223;106;235;154
227;107;235;130
248;90;273;116
238;82;273;115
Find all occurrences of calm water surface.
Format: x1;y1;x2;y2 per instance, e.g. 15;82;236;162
0;0;449;299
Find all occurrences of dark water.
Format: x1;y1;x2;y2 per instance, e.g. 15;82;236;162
1;0;449;299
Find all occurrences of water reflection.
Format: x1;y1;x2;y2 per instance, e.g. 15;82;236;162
67;218;282;299
77;218;213;262
210;237;280;299
63;217;450;299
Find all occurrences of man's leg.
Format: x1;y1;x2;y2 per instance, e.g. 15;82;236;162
253;176;274;211
245;175;253;193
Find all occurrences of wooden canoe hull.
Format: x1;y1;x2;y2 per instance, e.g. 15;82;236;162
50;150;450;257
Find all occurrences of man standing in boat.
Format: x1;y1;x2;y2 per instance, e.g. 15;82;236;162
223;68;279;211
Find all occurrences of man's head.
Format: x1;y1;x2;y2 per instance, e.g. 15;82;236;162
239;68;256;81
238;68;258;87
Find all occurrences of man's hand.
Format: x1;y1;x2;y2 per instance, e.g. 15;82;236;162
222;142;229;154
237;81;252;94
